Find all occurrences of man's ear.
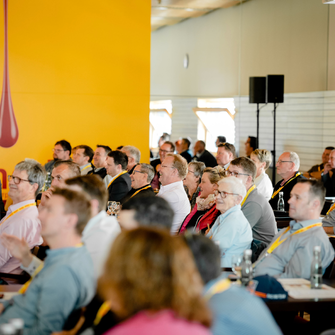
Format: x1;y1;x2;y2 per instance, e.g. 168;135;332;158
65;213;78;230
247;175;253;186
236;194;243;205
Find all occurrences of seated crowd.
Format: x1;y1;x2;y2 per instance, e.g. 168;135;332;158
0;137;335;334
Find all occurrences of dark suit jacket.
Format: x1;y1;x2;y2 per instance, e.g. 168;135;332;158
193;150;217;168
269;172;305;211
120;184;155;204
107;173;132;202
87;167;107;180
180;150;192;163
322;169;335;197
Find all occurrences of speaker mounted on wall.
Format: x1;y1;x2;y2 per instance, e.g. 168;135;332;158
267;75;284;103
249;77;266;104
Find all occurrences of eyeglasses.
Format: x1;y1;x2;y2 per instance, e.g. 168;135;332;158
8;175;32;184
277;160;293;164
161;164;176;169
217;190;240;198
53;148;64;153
159;149;174;154
132;170;145;175
227;171;250;177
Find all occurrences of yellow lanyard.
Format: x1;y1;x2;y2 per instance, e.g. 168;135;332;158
204;278;231;300
241;185;256;207
327;203;335;215
266;222;322;254
129;185;152;199
81;164;91;172
19;243;84;294
271;172;302;199
0;203;36;226
94;301;111;326
107;171;128;189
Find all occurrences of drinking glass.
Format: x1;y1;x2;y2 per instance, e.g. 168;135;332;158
231;255;243;278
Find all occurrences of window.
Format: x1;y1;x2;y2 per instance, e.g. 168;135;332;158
194;98;236;153
149;100;172;150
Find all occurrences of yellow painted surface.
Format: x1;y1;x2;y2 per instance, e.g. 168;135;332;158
0;0;151;201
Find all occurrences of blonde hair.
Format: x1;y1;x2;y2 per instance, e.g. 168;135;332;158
252;149;272;170
99;228;211;327
203;166;226;185
166;153;188;179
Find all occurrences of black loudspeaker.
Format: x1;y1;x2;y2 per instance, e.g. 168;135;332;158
267;75;284;103
249;77;266;103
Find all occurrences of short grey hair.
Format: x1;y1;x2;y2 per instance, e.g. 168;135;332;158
188;161;205;179
288;152;300;170
15;159;46;196
139;163;155;183
218;176;246;201
252;149;272;170
122;146;141;163
54;160;81;178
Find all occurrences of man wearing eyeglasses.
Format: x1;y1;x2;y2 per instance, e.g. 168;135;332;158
120;164;155;204
157;154;190;234
0;159;45;274
150;141;175;190
269;151;304;211
44;140;71;174
206;177;252;267
228;157;277;245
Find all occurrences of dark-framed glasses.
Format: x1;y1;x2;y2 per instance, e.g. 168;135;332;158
132;170;145;175
52;148;64;153
8;175;32;185
227;171;250;177
277;160;293;164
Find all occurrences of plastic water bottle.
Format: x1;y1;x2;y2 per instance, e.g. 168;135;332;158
9;319;24;335
277;192;285;211
241;249;253;286
310;246;322;289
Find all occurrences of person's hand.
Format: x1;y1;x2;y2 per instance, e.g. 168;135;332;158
324;163;332;175
0;234;33;267
39;188;54;208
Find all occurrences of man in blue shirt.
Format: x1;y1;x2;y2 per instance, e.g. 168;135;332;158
0;188;95;335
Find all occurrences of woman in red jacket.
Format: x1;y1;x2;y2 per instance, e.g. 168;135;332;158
179;166;225;234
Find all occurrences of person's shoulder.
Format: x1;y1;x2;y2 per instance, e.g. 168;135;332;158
151;158;161;167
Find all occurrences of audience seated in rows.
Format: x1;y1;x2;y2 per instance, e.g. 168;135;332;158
322;148;335;197
322;202;335;234
120;145;141;175
228;157;277;245
120;163;155;204
250;149;273;201
183;161;205;210
179;166;225;234
254;179;334;278
72;145;94;175
106;151;131;202
157;153;190;234
269;151;305;211
88;145;112;180
206;177;252;267
216;142;236;171
150;141;175;190
0;159;44;274
184;234;282;335
192;140;217;168
0;188;95;332
44;140;71;174
98;228;211;335
245;136;257;158
304;146;334;180
39;160;81;208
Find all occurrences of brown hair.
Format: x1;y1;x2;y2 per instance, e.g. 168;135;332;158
203;166;226;184
65;175;108;212
217;142;236;158
99;228;211;327
54;160;81;178
166;153;188;179
230;157;257;182
52;188;91;235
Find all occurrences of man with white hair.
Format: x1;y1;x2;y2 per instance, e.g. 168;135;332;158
157;154;190;234
228;157;277;245
269;151;305;211
206;177;252;267
0;159;45;273
321;149;335;197
121;145;141;175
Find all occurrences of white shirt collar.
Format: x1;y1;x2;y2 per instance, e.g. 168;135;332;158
159;180;183;193
80;163;91;170
109;170;125;182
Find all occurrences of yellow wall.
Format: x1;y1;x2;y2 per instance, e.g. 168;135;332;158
0;0;151;201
